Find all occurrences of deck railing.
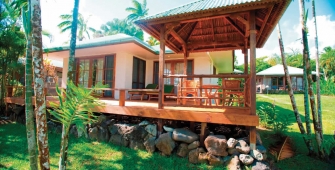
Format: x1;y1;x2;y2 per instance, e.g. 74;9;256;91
162;74;251;108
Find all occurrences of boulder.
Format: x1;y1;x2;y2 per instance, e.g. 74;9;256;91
139;120;150;126
198;152;209;164
227;138;238;149
88;127;98;140
188;148;200;164
129;140;146;150
172;128;199;144
155;132;175;156
163;126;174;132
188;141;200;150
97;126;109;142
208;154;223;166
176;143;189;157
97;114;107;124
108;124;132;135
251;161;270;170
145;124;157;137
204;135;228;156
256;145;267;154
225;155;241;170
123;125;148;141
143;137;156;153
239;154;254;165
250;149;263;161
236;140;250;154
109;134;129;147
228;148;240;155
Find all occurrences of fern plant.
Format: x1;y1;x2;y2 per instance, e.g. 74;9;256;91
49;81;106;170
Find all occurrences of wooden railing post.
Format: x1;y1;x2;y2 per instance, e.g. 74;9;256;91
119;90;125;106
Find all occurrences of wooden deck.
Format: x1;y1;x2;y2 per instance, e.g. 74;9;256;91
4;96;258;126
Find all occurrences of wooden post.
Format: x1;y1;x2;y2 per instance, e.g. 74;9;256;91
183;46;188;75
199;77;203;106
249;10;257;150
244;38;248;74
119;90;125;106
189;122;195;132
159;24;166;109
200;122;207;146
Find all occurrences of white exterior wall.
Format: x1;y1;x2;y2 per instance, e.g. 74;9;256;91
193;56;218;85
61;58;69;88
114;52;133;99
145;59;154;85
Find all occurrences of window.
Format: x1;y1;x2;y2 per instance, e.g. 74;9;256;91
153;60;193;86
75;55;115;97
132;57;146;89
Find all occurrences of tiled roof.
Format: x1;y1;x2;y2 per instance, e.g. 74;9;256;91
140;0;260;21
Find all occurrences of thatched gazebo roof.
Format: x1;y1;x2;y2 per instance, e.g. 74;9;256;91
135;0;291;53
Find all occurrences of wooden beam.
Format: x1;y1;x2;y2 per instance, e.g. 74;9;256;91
168;22;191;41
159;24;166;109
170;29;186;47
186;22;198;42
183;45;189;75
235;16;250;37
249;10;257;150
144;3;272;25
225;17;245;37
211;20;215;41
257;5;274;42
188;40;244;48
94;105;259;126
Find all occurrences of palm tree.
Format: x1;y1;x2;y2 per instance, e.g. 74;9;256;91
312;0;322;137
59;0;79;169
146;36;159;46
298;0;325;158
277;23;315;154
126;0;148;22
100;18;144;40
21;0;38;168
58;12;93;41
320;47;335;80
30;0;50;169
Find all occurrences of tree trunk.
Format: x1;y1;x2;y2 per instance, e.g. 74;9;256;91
23;3;38;169
299;0;325;158
59;0;80;169
312;0;323;138
31;0;50;169
277;23;314;154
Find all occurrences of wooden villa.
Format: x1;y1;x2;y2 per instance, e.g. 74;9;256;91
5;0;292;149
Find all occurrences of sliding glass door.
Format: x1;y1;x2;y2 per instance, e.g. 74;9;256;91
132;57;146;89
76;55;115;97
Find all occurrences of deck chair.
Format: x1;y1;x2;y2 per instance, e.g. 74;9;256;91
222;80;244;106
178;80;199;105
128;84;158;100
147;84;175;101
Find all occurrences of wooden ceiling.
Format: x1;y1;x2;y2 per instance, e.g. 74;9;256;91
135;0;291;53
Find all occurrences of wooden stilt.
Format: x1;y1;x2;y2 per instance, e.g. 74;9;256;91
157;119;163;135
158;24;166;109
119;90;125;106
249;10;257;150
200;122;207;146
189;122;195;131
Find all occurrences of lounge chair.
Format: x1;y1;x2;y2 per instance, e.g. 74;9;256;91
128;84;158;100
147;84;175;101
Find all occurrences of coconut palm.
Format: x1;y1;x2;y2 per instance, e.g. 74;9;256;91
146;36;159;46
298;0;325;158
126;0;148;22
100;18;144;40
311;0;322;137
58;12;94;41
30;0;50;169
320;47;335;80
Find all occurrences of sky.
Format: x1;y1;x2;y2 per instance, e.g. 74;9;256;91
40;0;335;64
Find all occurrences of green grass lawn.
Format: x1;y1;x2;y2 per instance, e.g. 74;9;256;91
257;94;335;170
0;94;334;169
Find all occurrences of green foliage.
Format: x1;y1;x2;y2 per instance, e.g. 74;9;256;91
321;138;335;156
125;0;148;22
257;102;290;135
49;81;105;132
100;18;144;40
313;80;335;95
256;56;272;73
146;36;159;46
58;13;94;41
320;46;335;81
